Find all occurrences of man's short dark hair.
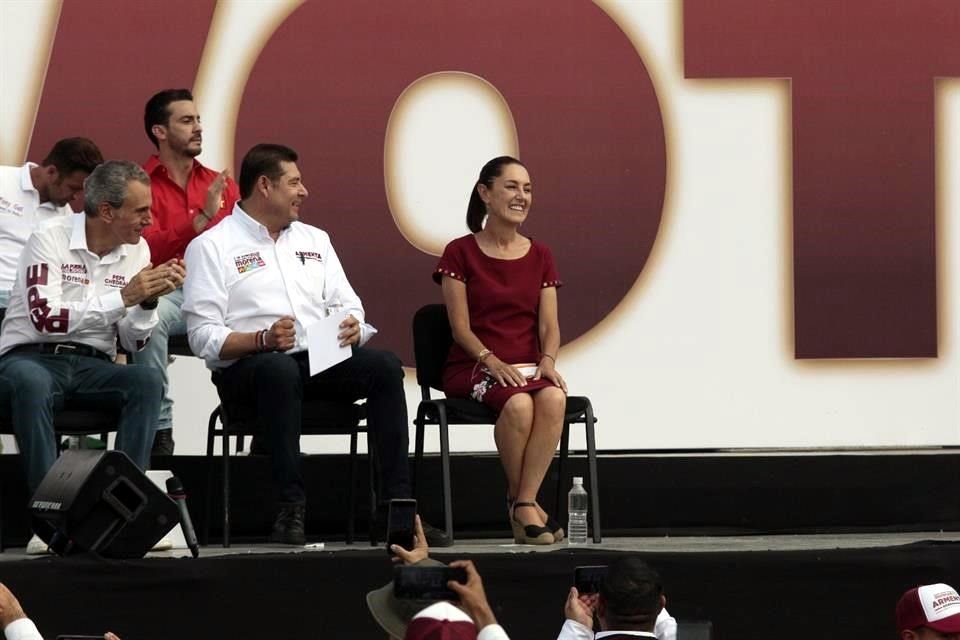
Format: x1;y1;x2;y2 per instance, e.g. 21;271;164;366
238;144;299;200
144;88;194;148
40;137;103;176
600;558;663;629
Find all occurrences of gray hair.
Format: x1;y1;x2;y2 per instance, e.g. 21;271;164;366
83;160;150;217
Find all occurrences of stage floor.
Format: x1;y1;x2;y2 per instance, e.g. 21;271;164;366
3;529;959;560
2;532;958;640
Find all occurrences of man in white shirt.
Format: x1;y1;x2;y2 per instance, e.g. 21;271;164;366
557;558;677;640
0;137;103;318
183;143;413;545
0;138;102;455
0;160;184;493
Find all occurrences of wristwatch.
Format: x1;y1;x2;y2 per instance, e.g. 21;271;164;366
140;298;159;310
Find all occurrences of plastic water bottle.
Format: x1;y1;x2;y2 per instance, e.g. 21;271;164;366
567;476;589;545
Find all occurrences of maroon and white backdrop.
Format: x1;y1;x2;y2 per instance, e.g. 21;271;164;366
1;0;957;453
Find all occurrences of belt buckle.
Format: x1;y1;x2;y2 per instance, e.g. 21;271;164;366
53;343;77;355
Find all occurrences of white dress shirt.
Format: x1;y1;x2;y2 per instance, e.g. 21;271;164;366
0;163;74;305
3;618;43;640
183;203;374;369
556;608;677;640
0;213;157;358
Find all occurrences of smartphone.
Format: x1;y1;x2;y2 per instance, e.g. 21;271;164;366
393;565;468;602
385;498;417;556
574;565;609;594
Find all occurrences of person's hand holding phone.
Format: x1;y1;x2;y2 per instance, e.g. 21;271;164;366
447;560;498;630
390;514;429;565
564;586;596;629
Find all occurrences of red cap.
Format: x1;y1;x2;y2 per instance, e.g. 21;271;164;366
404;618;476;640
896;584;960;633
405;602;477;640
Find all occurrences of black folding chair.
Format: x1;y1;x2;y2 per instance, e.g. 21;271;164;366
202;399;377;547
167;333;194;358
410;304;601;544
0;404;118;552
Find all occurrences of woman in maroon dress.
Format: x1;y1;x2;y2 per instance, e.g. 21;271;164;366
433;156;567;545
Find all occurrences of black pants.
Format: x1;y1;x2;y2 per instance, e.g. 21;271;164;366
213;348;411;504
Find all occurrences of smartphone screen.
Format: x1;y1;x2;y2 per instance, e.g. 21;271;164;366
393;565;468;601
386;498;417;556
574;565;609;594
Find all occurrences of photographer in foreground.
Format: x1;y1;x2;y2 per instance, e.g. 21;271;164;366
367;515;510;639
558;558;676;640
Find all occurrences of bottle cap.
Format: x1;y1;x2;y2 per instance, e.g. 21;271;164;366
573;476;583;484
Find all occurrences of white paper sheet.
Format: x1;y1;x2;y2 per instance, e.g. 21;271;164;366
306;310;352;376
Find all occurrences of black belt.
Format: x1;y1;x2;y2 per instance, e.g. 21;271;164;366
12;342;112;362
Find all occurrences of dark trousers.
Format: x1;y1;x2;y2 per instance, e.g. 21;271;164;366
213;347;412;504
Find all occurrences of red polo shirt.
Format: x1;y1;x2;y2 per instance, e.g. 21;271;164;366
142;155;240;263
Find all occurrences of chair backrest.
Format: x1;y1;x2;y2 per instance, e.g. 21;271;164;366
412;304;453;392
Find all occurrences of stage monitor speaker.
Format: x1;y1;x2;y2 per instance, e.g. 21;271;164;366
29;449;178;558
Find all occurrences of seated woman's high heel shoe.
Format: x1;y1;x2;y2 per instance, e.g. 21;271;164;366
510;501;554;545
509;496;564;542
537;502;565;542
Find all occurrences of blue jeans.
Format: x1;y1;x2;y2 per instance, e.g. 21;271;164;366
0;350;162;492
129;287;185;431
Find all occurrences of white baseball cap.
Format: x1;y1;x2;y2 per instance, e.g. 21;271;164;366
896;583;960;633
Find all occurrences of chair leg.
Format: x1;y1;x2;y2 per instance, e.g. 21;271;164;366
202;406;220;547
556;421;571;519
437;406;453;544
584;404;601;543
0;480;4;552
368;438;378;547
412;408;426;499
222;429;232;548
347;432;358;545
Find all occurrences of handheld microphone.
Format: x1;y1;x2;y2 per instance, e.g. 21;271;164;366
166;476;200;558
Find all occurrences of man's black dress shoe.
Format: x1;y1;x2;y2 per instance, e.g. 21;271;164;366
151;428;175;456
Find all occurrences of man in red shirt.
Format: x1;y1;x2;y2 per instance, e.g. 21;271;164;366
136;88;239;454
